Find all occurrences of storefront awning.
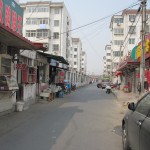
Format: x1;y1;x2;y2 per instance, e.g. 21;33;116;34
0;23;46;51
117;57;139;71
37;51;69;65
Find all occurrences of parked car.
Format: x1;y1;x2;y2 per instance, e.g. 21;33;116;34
122;92;150;150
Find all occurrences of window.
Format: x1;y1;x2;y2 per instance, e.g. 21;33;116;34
74;48;77;51
129;38;135;44
37;29;49;38
114;28;124;35
26;7;36;13
53;32;59;39
114;40;124;45
107;53;111;56
54;8;60;14
26;7;49;13
113;51;123;57
129;15;136;22
145;25;150;34
26;30;36;37
39;18;48;24
74;62;77;65
107;65;111;69
53;44;59;51
1;57;11;74
74;55;77;58
107;59;111;62
114;18;123;23
129;26;136;34
136;94;150;116
54;20;59;26
37;7;49;12
26;18;37;25
113;63;118;68
106;47;111;50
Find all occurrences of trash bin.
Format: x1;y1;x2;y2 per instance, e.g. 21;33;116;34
16;102;24;112
59;91;64;98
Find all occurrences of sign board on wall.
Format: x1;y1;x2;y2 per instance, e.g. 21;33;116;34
0;0;23;34
16;64;27;70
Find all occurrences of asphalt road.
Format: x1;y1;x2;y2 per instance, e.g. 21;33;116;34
0;84;124;150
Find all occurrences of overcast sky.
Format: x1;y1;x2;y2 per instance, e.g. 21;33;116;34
19;0;147;75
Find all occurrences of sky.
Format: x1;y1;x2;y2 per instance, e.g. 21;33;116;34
19;0;142;75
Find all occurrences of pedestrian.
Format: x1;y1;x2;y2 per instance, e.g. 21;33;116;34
67;82;71;94
137;82;141;95
106;84;111;94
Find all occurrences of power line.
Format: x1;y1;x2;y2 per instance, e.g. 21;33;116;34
121;12;141;55
23;0;44;27
33;2;140;42
121;6;141;51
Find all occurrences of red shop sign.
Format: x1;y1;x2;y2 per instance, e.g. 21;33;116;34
16;64;27;70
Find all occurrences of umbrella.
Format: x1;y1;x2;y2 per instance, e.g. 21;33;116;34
131;45;138;60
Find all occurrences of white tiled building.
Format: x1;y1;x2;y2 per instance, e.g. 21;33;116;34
20;1;72;59
105;45;111;75
71;38;83;73
81;51;87;75
110;9;150;73
103;56;107;75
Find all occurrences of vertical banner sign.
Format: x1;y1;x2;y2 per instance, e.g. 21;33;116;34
0;0;23;34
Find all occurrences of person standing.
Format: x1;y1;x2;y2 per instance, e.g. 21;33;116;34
137;82;141;95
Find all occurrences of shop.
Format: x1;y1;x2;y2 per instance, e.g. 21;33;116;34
0;0;45;114
116;55;139;93
36;51;49;95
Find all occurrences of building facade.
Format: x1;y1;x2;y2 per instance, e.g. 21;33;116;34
110;10;150;73
71;38;82;72
108;9;150;91
105;45;111;75
20;1;72;60
81;51;87;75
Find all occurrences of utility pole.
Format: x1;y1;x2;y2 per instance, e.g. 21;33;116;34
140;0;147;93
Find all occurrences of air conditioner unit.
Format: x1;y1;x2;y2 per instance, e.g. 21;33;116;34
117;23;120;26
43;44;49;48
130;18;135;22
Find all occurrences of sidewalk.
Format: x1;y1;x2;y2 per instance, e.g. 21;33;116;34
112;89;140;110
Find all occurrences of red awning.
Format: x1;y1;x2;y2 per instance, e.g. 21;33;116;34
117;57;139;71
115;71;123;76
0;23;46;51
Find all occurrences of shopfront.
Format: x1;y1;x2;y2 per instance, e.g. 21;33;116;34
117;55;139;92
0;0;45;114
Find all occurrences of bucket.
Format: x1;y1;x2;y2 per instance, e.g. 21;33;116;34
16;102;24;112
59;92;64;98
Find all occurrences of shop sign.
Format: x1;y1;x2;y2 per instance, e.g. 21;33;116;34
16;63;27;70
135;39;150;59
0;0;23;34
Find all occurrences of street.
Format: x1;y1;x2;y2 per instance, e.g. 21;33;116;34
0;84;123;150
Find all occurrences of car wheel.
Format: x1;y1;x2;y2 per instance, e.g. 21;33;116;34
122;124;131;150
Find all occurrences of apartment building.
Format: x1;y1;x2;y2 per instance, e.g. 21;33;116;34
71;38;83;73
109;9;150;91
20;1;72;59
110;9;150;73
110;15;124;73
103;56;107;75
81;51;87;75
105;45;111;75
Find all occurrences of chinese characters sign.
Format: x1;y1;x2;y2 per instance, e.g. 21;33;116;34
0;0;23;34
